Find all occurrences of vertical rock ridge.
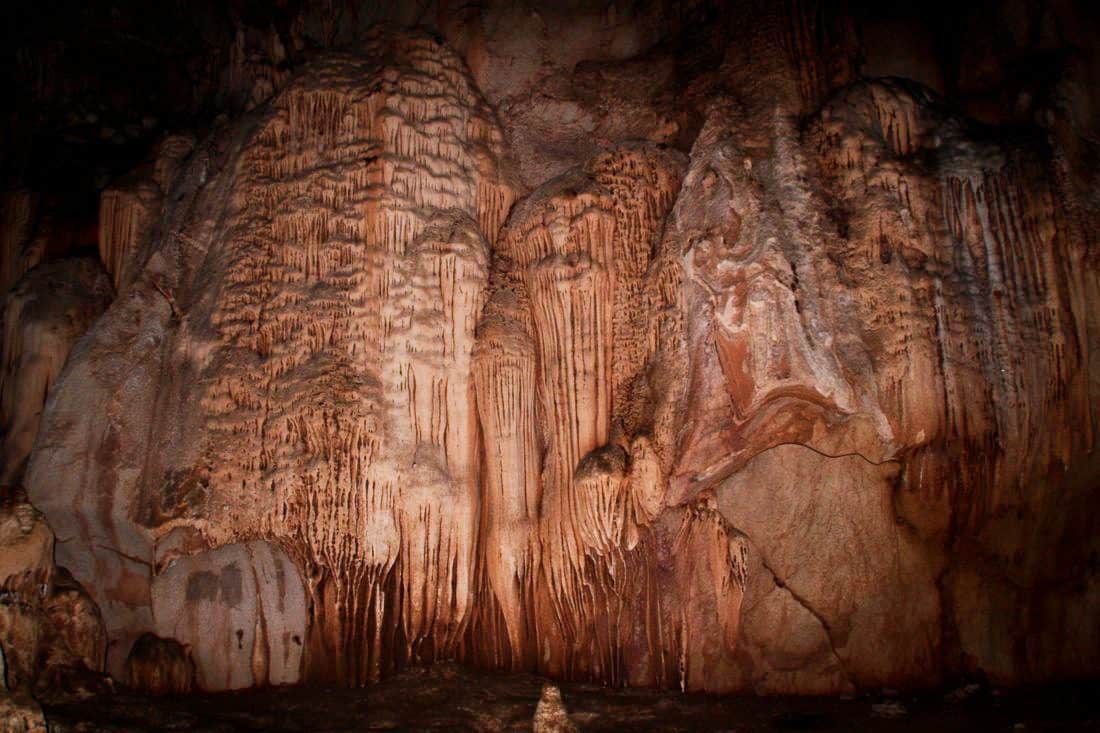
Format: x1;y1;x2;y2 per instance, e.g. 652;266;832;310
189;32;515;684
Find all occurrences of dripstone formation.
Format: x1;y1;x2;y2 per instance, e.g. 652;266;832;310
2;1;1099;700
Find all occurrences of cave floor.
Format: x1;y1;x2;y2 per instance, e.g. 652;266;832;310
41;665;1099;732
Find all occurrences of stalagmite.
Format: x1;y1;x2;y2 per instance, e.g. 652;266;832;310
471;284;540;668
532;684;579;733
36;568;108;693
0;493;53;689
125;633;195;695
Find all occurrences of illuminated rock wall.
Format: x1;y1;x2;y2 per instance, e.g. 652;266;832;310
16;18;1100;693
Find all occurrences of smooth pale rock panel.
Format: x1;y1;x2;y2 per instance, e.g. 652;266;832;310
24;125;231;681
23;264;175;678
151;541;307;690
718;445;940;692
0;258;113;485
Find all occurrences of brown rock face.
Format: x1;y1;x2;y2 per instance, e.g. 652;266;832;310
664;73;1097;691
0;258;113;484
0;494;53;689
15;12;1100;696
0;489;108;706
0;646;46;733
125;632;194;696
27;29;516;686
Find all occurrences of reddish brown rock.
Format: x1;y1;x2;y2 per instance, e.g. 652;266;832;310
0;258;113;485
0;647;46;733
125;632;195;696
16;14;1100;697
0;492;53;690
37;568;108;694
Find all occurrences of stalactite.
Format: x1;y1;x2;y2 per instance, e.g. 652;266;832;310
813;79;1091;530
0;258;113;485
0;190;41;294
191;31;516;685
20;21;1099;696
669;494;749;692
472;143;699;684
97;183;160;291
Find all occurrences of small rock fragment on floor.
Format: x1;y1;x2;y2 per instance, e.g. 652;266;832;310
946;683;983;703
871;700;908;718
533;684;579;732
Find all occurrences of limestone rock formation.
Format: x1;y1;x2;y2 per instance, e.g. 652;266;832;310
532;684;579;733
0;489;111;705
0;647;46;733
126;632;195;695
9;3;1100;699
0;257;113;484
0;191;97;295
35;568;110;701
661;69;1097;690
98;133;196;292
0;492;53;690
469;142;753;689
26;28;517;686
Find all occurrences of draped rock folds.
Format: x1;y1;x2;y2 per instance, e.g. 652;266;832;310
20;26;1100;695
470;144;750;687
198;36;514;684
669;77;1096;690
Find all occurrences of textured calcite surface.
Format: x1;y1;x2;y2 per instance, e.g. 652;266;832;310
0;646;47;733
3;0;1099;699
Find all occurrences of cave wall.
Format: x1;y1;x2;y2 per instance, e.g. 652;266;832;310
3;0;1099;695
